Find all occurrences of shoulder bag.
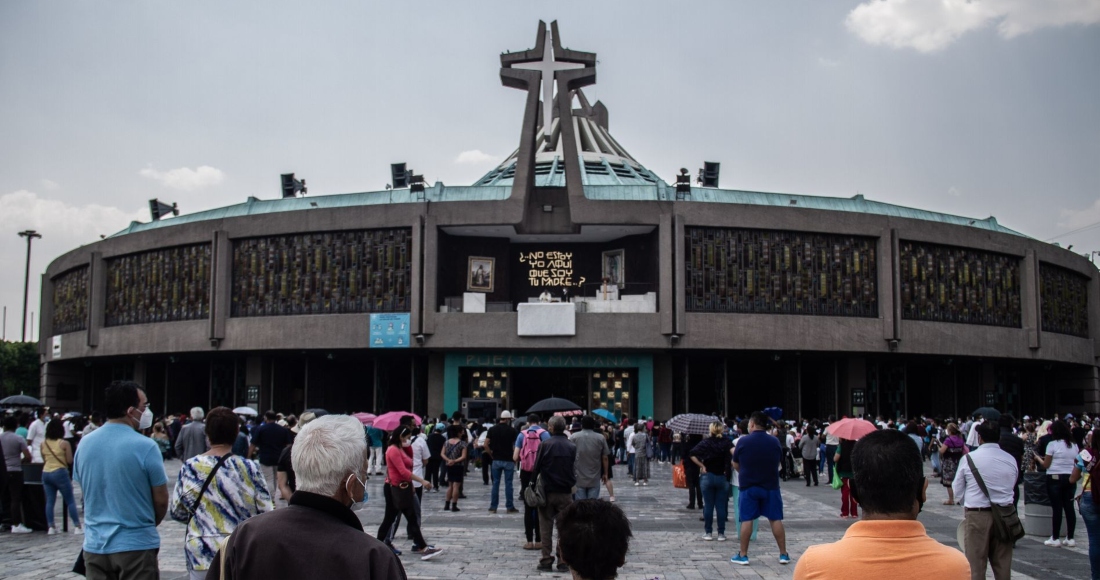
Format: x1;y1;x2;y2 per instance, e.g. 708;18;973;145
189;454;232;523
964;454;1025;544
523;473;547;507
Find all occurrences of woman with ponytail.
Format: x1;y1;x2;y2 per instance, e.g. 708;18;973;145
1072;427;1100;579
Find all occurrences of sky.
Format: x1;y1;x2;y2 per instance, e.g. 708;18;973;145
1;1;1098;342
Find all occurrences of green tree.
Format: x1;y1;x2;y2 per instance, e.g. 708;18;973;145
0;341;40;398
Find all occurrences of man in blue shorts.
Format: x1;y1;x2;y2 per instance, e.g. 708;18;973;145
730;411;790;566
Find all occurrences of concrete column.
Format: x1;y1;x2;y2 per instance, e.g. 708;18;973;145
88;252;106;347
673;215;686;335
427;353;445;418
653;354;673;421
844;357;866;417
422;216;438;335
211;231;230;342
1022;249;1040;349
659;212;674;335
884;229;899;342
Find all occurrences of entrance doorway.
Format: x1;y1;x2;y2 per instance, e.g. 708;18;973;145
510;368;590;417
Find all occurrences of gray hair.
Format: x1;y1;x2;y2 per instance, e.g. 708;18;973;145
548;415;567;434
292;415;367;496
190;407;204;421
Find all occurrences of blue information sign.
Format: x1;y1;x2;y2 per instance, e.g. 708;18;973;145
370;313;410;348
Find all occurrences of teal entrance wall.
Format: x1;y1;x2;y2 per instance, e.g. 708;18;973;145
444;352;653;419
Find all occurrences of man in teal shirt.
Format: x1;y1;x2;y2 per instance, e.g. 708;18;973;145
75;381;168;579
367;425;385;474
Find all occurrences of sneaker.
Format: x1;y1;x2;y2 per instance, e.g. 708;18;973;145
643;481;648;486
1063;538;1076;547
389;545;402;557
419;546;444;561
556;562;569;572
717;534;727;542
730;553;749;566
1044;537;1061;547
48;527;57;535
702;533;714;541
608;496;616;502
506;508;519;514
634;482;640;486
488;509;497;514
537;562;553;572
72;526;84;535
779;553;791;565
11;524;32;534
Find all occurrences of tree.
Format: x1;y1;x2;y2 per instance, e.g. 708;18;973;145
0;341;40;398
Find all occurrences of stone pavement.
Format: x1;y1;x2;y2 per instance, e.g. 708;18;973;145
1;457;1091;579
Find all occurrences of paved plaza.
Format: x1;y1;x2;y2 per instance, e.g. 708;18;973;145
1;458;1090;579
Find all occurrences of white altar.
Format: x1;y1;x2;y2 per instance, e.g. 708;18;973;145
517;302;576;336
574;292;657;313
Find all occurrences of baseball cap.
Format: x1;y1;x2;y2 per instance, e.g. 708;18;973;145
501;410;513;420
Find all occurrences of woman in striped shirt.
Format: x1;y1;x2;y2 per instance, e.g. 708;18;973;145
170;407;274;580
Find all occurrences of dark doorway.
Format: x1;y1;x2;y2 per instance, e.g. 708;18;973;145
510;368;589;417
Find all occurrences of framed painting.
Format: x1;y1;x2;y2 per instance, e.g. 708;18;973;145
467;256;495;293
602;249;624;288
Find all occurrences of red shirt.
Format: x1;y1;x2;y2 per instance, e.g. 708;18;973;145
385;445;413;485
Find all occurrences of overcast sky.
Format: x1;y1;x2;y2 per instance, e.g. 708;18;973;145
2;1;1098;341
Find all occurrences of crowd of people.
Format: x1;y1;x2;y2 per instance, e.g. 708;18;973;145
4;383;1100;579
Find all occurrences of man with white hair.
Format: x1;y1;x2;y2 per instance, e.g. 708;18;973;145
209;415;407;579
175;407;209;461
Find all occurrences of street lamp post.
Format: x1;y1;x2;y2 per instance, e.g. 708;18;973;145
18;230;42;342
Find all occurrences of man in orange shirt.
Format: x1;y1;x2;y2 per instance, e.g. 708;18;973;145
794;429;969;579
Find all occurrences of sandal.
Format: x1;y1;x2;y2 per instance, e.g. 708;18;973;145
943;500;954;505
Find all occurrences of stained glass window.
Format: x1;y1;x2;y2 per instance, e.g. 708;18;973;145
231;229;412;317
1040;262;1089;338
52;266;89;334
898;241;1020;328
105;244;211;327
685;227;878;316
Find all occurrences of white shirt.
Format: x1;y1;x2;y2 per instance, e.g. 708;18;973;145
27;418;47;454
624;426;635;453
62;420;74;439
1044;440;1080;475
965;419;983;448
953;443;1018;508
411;435;430;488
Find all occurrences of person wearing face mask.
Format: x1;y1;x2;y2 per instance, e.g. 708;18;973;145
793;429;970;579
209;414;407;579
377;426;442;560
169;407;274;579
74;381;169;580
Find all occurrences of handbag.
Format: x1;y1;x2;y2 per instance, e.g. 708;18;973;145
964;455;1025;544
392;481;416;510
831;465;842;490
672;463;687;489
523;473;547;507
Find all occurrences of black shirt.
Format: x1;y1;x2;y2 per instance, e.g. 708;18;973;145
427;432;445;459
252;422;292;466
532;433;577;493
486;422;518;460
277;444;295;492
999;428;1024;483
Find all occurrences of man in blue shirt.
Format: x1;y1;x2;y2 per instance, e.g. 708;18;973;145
75;381;168;580
730;411;790;567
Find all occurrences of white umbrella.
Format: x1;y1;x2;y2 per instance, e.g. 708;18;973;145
232;406;258;417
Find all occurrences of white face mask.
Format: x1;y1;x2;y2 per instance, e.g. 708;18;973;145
138;408;153;430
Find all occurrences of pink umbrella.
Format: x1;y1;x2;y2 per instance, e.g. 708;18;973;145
372;411;422;431
352;412;377;426
825;418;877;441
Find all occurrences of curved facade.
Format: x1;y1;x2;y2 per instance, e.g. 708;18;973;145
37;21;1099;421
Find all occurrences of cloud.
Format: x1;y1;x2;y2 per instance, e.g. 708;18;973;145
1059;197;1100;230
40;179;59;190
139;165;225;191
948;186;962;197
454;150;496;165
845;0;1100;53
817;57;840;68
0;190;148;339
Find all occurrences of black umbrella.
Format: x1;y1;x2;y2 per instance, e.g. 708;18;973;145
972;407;1002;422
0;394;44;407
526;397;581;415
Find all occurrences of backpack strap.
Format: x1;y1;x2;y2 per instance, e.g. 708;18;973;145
190;454;232;521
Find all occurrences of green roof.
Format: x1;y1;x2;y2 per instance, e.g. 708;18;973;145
111;183;1025;239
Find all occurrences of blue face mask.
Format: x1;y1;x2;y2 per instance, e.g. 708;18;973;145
345;473;368;508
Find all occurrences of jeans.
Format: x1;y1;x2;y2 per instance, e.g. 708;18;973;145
802;459;818;486
824;445;837;483
574;486;600;500
1048;476;1077;539
489;460;515;510
627;453;635;475
700;472;729;535
1079;493;1100;579
659;443;671;462
42;468;80;529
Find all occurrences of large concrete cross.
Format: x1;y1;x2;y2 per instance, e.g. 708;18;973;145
513;28;584;132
